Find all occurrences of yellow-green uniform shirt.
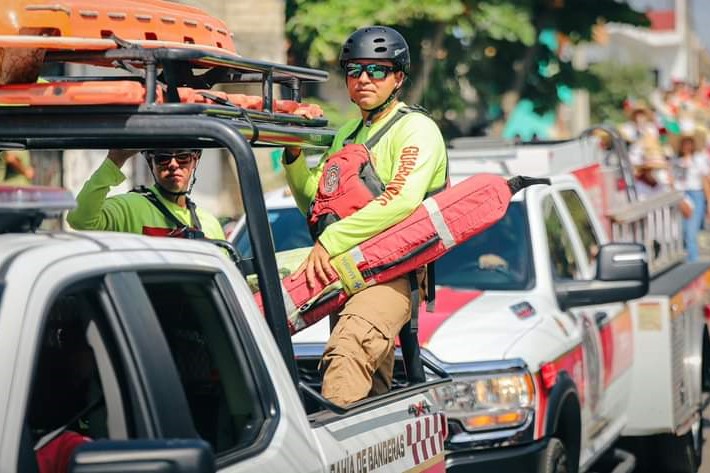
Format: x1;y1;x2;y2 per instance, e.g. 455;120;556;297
67;158;225;240
285;102;448;256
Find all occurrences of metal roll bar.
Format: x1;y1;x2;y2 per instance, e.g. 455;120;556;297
0;111;300;385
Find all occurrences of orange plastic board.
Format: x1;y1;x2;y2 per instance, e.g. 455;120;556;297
0;81;152;105
0;81;324;117
0;0;235;51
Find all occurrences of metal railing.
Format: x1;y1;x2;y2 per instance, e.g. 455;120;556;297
608;191;686;277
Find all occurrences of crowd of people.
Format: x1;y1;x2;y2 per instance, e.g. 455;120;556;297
616;80;710;261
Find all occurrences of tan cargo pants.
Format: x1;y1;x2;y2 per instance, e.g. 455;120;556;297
320;271;424;406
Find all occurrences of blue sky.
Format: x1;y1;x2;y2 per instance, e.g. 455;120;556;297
628;0;710;50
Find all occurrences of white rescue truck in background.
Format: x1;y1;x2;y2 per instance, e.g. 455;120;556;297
436;132;710;473
232;128;708;473
230;127;710;473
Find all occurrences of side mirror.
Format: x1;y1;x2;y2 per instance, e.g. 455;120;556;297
595;243;649;282
555;243;648;311
70;439;215;473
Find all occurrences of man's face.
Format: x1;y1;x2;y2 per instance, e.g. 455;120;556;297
148;150;200;193
345;59;404;111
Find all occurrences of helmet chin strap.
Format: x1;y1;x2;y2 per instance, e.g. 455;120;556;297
148;165;198;201
360;83;403;126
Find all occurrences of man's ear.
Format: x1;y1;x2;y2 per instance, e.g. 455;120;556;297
395;71;405;89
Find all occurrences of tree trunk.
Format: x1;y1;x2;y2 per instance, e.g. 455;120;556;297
495;12;552;136
501;40;539;119
406;22;446;105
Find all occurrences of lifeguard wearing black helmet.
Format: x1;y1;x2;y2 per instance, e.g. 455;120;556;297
339;26;410;123
339;26;411;75
282;26;448;407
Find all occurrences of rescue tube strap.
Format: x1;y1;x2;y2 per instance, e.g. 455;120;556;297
131;186;203;236
400;271;425;384
423;198;456;249
280;281;302;326
426;264;436;312
343;106;420;146
331;252;368;296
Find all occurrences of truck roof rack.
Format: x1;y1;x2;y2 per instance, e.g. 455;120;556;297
0;38;333;146
0;0;333;147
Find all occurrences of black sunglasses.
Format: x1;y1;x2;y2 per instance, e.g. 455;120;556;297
345;63;395;80
147;150;200;167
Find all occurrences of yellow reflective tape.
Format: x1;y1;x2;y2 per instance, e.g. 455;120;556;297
331;252;367;296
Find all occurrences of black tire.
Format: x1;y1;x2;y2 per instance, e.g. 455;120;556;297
702;328;710;393
657;426;701;473
539;437;569;473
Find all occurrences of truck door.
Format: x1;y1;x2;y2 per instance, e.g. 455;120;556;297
8;268;196;472
8;255;327;473
555;188;634;436
129;269;327;472
541;193;604;445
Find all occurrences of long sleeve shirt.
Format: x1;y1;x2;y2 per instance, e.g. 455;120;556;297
284;102;448;256
67;158;225;240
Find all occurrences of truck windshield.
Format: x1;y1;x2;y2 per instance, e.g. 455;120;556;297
234;207;314;257
234;202;532;291
435;202;534;291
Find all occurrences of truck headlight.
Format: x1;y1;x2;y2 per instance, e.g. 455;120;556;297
434;370;535;432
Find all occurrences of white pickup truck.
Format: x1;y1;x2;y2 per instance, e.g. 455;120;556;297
0;28;451;473
231;133;710;473
0;186;450;473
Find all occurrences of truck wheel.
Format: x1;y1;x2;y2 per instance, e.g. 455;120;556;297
702;328;710;392
539;437;569;473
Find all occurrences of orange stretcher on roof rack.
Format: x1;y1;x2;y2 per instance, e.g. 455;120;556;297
0;0;237;85
0;81;325;118
0;0;332;142
0;0;235;50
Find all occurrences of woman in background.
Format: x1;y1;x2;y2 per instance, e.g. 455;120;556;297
672;128;710;261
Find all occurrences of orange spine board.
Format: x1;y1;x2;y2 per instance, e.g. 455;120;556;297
0;81;325;117
0;0;235;52
0;81;155;105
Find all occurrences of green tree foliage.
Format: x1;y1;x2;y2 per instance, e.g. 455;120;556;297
588;61;655;125
286;0;649;137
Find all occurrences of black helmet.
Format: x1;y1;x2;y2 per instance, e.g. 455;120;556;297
339;26;410;75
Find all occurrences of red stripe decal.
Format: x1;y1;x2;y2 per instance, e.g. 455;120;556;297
408;288;483;347
421;433;429;460
406;423;412;445
142;226;173;236
600;310;633;388
535;345;585;437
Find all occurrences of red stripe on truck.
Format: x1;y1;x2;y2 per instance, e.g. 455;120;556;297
404;288;483;347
